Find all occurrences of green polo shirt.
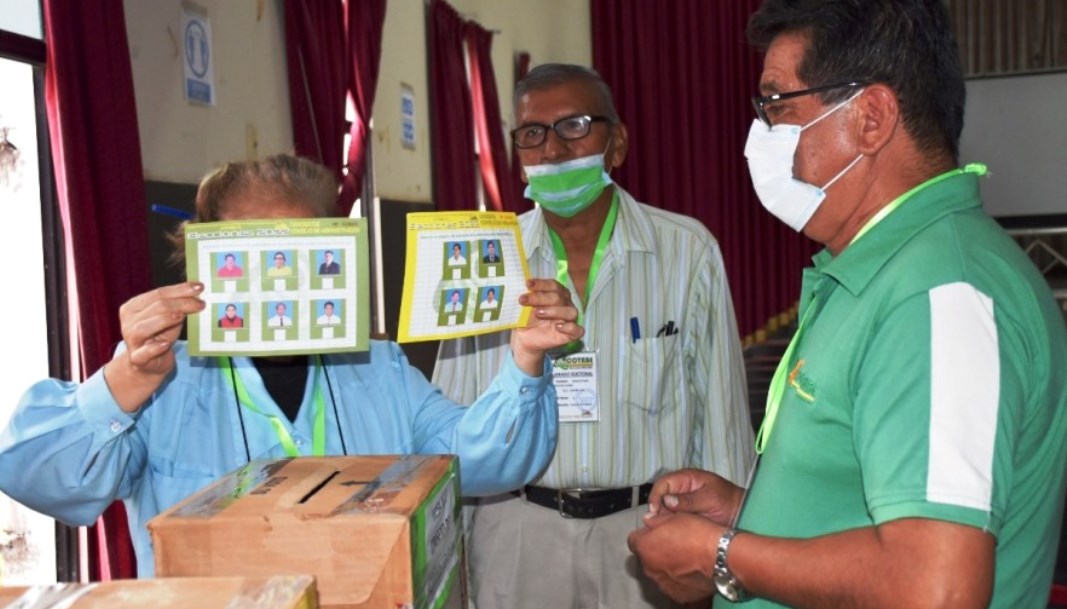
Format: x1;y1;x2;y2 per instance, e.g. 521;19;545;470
723;171;1067;609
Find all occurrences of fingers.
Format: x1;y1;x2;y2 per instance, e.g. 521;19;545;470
662;490;720;516
550;321;585;342
627;526;648;554
121;282;204;317
647;470;700;515
121;282;205;350
519;278;573;309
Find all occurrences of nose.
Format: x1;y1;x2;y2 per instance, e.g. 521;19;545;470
540;129;571;162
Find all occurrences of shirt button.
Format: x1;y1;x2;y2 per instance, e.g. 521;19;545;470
295;439;304;447
520;387;531;395
109;421;122;433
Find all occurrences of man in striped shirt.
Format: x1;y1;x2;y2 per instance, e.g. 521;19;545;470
433;63;754;609
628;2;1067;608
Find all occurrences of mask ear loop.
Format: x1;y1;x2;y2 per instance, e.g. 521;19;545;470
602;133;616;177
800;88;865;132
820;153;864;192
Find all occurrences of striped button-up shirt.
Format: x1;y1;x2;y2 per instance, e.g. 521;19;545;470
433;187;755;489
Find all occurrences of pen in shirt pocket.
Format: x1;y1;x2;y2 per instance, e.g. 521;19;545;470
656;320;679;337
630;317;641;343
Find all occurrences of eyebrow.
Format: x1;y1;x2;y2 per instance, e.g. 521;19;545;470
759;80;784;96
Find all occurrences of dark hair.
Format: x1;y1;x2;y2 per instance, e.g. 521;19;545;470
487;288;496;296
168;154;337;269
747;0;965;162
453;243;462;250
224;253;236;261
274;252;286;260
324;301;334;308
514;63;620;124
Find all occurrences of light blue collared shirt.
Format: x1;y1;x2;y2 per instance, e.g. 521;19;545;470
0;340;556;575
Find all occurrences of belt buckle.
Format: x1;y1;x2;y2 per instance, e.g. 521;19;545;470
556;487;583;519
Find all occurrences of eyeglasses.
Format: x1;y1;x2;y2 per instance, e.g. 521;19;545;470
752;81;867;127
511;114;612;149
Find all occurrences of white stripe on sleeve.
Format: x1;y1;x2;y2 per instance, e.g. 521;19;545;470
927;282;998;511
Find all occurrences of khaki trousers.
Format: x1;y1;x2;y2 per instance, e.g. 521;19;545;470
468;493;686;609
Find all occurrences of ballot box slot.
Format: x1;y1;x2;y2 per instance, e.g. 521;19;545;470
298;470;340;504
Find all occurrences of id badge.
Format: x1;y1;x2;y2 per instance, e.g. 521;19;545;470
551;351;599;422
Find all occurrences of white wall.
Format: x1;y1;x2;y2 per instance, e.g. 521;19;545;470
126;0;592;203
372;0;591;203
125;0;293;184
959;71;1067;218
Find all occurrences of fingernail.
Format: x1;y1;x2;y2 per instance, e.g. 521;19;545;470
526;279;534;288
191;282;204;292
664;495;678;508
537;309;546;317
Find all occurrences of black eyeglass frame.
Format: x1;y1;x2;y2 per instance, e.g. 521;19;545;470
752;81;867;127
510;114;613;149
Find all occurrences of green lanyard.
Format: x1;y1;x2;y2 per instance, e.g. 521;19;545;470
547;189;619;326
754;163;988;454
220;356;327;457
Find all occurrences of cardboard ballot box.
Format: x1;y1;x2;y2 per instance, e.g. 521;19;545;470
0;575;316;608
148;455;463;609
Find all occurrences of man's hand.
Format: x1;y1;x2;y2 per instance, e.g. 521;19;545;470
104;282;205;412
628;511;723;603
509;278;584;376
645;468;745;526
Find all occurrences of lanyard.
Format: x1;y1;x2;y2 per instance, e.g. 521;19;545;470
754;163;988;454
220;356;327;457
547;189;619;324
849;163;988;246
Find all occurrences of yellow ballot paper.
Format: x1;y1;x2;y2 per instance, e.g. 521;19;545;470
398;211;531;342
184;218;370;356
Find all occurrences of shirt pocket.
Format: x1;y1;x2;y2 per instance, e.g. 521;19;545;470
147;456;222;513
621;334;681;414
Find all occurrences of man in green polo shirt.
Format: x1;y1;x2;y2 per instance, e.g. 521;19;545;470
627;1;1067;608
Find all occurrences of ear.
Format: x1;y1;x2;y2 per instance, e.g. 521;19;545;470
608;122;629;169
854;84;899;156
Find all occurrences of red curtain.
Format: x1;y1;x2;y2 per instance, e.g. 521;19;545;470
340;0;387;215
590;0;818;339
285;1;347;190
428;0;477;210
465;22;519;212
510;52;533;213
43;0;148;579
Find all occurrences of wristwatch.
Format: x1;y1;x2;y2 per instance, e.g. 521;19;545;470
714;528;750;602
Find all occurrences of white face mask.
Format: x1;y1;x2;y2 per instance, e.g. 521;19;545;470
744;91;864;232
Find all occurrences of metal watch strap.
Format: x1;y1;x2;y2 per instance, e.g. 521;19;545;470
714;528;750;602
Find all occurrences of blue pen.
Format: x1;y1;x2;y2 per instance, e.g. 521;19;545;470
630;317;641;343
150;203;195;220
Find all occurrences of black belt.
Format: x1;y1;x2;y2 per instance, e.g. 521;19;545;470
513;483;653;519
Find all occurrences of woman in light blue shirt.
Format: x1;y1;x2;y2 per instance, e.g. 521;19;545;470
0;154;582;576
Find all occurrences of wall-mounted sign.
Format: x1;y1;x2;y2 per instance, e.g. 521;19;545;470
182;4;215;106
401;84;416;150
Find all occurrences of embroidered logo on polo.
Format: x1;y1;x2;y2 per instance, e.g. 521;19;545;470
787;359;816;403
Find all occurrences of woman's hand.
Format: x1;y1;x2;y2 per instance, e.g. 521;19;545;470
509;279;584;376
103;282;206;412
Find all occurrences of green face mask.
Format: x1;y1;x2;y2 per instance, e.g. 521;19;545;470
523;152;614;218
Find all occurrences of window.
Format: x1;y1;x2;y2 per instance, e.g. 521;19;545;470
1;1;79;585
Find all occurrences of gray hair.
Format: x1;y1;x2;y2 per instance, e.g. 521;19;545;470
513;63;620;124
